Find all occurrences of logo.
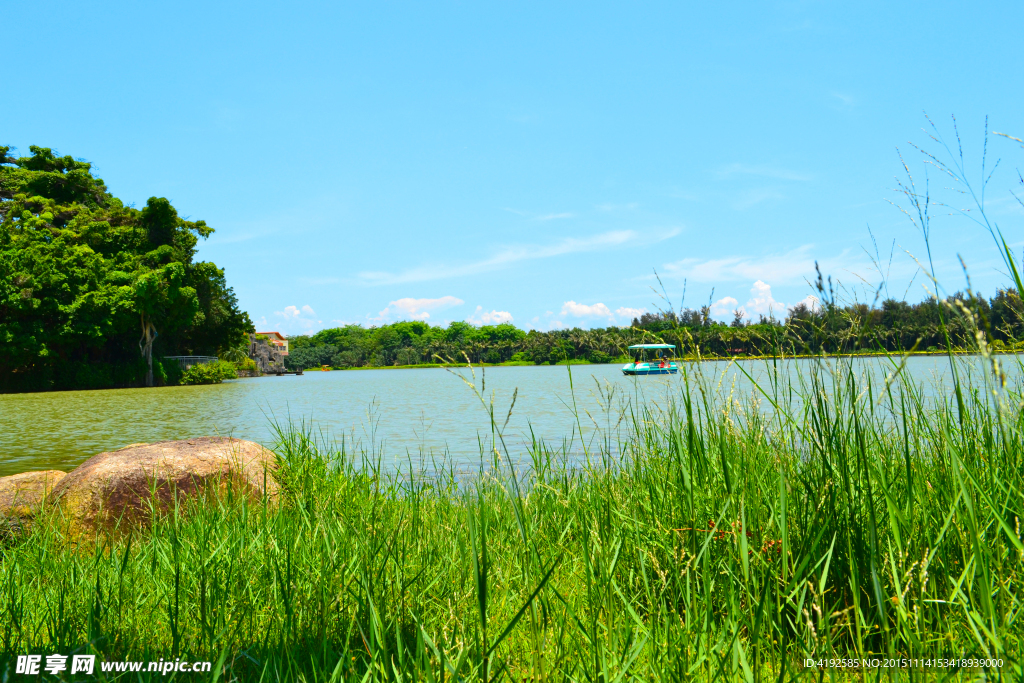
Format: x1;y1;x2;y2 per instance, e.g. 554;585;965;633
16;655;95;675
14;654;211;676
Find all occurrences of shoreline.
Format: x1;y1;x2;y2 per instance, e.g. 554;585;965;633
3;350;1019;395
299;348;1023;372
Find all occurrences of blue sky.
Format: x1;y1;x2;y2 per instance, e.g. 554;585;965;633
6;1;1023;334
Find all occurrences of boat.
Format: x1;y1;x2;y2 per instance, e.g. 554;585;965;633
622;343;678;375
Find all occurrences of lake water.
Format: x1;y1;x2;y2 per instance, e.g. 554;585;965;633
1;355;1020;477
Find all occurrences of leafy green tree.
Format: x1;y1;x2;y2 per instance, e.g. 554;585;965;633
0;146;253;392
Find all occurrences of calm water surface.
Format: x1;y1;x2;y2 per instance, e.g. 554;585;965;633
1;355;1019;477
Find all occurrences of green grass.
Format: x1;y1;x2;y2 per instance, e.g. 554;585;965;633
1;348;1022;681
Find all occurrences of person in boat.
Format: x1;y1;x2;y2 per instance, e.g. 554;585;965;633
622;343;678;376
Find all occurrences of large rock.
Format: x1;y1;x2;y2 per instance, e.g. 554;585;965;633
249;333;286;373
50;437;279;534
0;470;67;526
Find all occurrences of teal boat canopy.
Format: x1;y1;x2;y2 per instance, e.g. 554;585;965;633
627;344;675;350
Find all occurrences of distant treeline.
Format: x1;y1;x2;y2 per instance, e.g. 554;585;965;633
286;290;1024;369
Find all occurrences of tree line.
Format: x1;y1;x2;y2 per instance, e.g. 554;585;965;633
285;289;1023;370
1;146;253;392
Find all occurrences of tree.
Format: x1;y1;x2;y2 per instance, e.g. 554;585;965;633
133;262;199;386
0;146;252;392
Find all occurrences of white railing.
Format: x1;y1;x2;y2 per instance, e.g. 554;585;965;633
162;356;219;371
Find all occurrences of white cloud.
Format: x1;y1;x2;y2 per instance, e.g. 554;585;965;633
562;301;613;318
615;306;647;320
277;304;316;319
536;212;574;221
710;296;740;318
663;246;862;286
378;296;464;321
466;306;513;325
789;294;821;313
743;280;783;317
272;304;322;334
709;281;814;321
356;229;678;286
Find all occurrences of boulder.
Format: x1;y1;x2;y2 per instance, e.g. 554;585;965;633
249;334;285;374
0;470;67;527
50;437;279;534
